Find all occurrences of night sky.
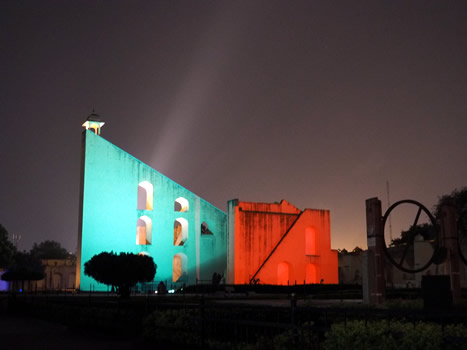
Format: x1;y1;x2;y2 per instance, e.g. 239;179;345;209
1;1;466;253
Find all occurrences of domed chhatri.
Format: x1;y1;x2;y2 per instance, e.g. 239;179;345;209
82;110;105;135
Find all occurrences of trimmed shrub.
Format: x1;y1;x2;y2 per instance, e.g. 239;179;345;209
143;308;201;346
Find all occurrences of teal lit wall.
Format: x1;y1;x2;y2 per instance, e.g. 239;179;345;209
77;130;227;291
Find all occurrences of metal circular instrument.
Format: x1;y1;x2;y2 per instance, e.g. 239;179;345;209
382;199;439;273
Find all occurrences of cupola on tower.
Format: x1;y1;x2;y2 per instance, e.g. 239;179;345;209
82;110;105;135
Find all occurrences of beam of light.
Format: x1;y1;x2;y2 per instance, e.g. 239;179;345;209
149;3;253;175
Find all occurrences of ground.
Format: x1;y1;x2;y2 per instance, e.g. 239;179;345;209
0;314;142;350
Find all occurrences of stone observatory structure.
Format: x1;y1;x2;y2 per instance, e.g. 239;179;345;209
227;200;338;285
76;113;338;290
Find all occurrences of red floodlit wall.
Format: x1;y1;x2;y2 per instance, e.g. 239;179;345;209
228;200;338;285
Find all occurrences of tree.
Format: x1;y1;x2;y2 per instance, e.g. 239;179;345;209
0;224;16;268
390;223;435;247
30;240;71;259
433;187;467;237
351;246;364;254
433;187;467;219
1;251;45;290
84;252;156;298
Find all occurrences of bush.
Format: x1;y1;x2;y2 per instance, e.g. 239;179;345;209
443;324;467;350
143;308;201;346
384;298;424;310
323;320;467;350
84;251;156;298
143;308;318;350
270;322;317;350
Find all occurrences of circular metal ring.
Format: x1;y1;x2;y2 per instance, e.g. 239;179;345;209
382;199;439;273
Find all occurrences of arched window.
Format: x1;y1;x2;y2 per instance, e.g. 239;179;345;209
173;253;187;282
305;264;319;284
137;181;153;210
174;197;189;212
174;218;188;246
277;262;292;285
136;216;152;245
305;227;319;255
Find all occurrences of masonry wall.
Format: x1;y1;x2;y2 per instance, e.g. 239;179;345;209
338;253;363;284
227;200;338;285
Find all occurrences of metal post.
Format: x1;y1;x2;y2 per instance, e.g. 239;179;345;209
200;295;205;348
364;198;385;304
440;201;461;304
290;293;297;347
290;293;296;324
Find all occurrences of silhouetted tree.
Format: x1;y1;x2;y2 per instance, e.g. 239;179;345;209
30;240;71;259
390;223;435;247
84;252;156;298
1;251;45;290
351;246;364;254
433;187;467;219
0;224;16;268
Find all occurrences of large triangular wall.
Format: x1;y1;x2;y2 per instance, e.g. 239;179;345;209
76;130;227;291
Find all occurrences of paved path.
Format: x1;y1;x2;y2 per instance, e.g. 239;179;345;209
0;314;143;350
215;298;363;307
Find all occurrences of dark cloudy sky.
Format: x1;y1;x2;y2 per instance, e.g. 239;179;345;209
1;0;466;253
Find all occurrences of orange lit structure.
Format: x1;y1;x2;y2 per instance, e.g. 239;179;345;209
227;200;338;285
